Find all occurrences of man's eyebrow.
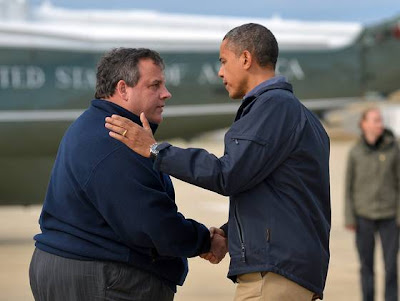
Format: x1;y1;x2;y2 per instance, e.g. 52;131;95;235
150;79;162;85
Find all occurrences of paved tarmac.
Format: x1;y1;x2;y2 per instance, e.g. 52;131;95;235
0;138;390;301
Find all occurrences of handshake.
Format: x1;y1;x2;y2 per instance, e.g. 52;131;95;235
200;227;228;264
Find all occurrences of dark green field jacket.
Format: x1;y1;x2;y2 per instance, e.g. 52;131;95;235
345;129;400;226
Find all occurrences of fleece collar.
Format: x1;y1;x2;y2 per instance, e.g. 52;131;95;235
92;99;158;134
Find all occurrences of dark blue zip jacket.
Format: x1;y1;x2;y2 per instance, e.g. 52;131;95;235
154;77;331;298
34;99;211;291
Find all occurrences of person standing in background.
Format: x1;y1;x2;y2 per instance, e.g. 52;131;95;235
345;107;400;301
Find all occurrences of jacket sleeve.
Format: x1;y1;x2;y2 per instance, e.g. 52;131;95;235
154;96;303;196
220;222;228;236
396;144;400;226
344;149;356;226
84;147;211;258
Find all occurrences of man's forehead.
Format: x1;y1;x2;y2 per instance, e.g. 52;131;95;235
138;58;162;69
364;109;382;121
220;39;229;51
367;109;381;116
220;39;238;56
138;59;164;75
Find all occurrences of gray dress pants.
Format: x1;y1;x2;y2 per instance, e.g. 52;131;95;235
29;248;174;301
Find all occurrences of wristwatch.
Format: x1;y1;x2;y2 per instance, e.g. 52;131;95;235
149;142;161;160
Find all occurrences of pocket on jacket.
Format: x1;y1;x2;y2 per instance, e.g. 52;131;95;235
230;134;268;146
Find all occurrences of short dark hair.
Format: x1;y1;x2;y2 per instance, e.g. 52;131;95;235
223;23;279;68
95;48;164;99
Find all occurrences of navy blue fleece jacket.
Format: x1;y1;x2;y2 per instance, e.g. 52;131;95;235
34;99;211;290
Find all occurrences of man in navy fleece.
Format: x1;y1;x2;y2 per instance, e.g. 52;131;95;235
29;48;227;301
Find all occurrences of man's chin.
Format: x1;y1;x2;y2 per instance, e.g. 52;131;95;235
148;115;162;125
228;91;244;100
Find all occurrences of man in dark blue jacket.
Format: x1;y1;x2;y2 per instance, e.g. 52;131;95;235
29;48;227;301
106;24;331;300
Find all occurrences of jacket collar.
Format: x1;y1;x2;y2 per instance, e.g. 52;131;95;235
235;76;293;121
361;129;394;151
91;99;158;134
243;75;290;100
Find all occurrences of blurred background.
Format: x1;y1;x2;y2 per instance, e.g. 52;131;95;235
1;0;399;300
27;0;400;23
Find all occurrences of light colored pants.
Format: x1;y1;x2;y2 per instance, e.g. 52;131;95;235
234;272;315;301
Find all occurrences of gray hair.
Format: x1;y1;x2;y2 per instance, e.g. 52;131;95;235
95;47;164;99
223;23;279;68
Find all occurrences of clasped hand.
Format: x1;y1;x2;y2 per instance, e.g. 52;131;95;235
200;227;228;264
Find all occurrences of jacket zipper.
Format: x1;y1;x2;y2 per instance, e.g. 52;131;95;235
234;203;246;262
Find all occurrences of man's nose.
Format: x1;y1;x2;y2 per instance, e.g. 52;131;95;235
161;85;172;100
218;66;224;78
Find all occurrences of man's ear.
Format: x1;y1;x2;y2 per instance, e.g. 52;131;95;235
241;50;252;70
115;80;128;101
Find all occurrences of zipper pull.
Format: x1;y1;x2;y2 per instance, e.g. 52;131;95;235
241;243;246;262
232;138;239;145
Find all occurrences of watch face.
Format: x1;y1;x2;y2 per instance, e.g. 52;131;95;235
151;144;158;152
150;143;159;158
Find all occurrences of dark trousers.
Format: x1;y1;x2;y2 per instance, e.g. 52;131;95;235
29;248;174;301
356;216;399;301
